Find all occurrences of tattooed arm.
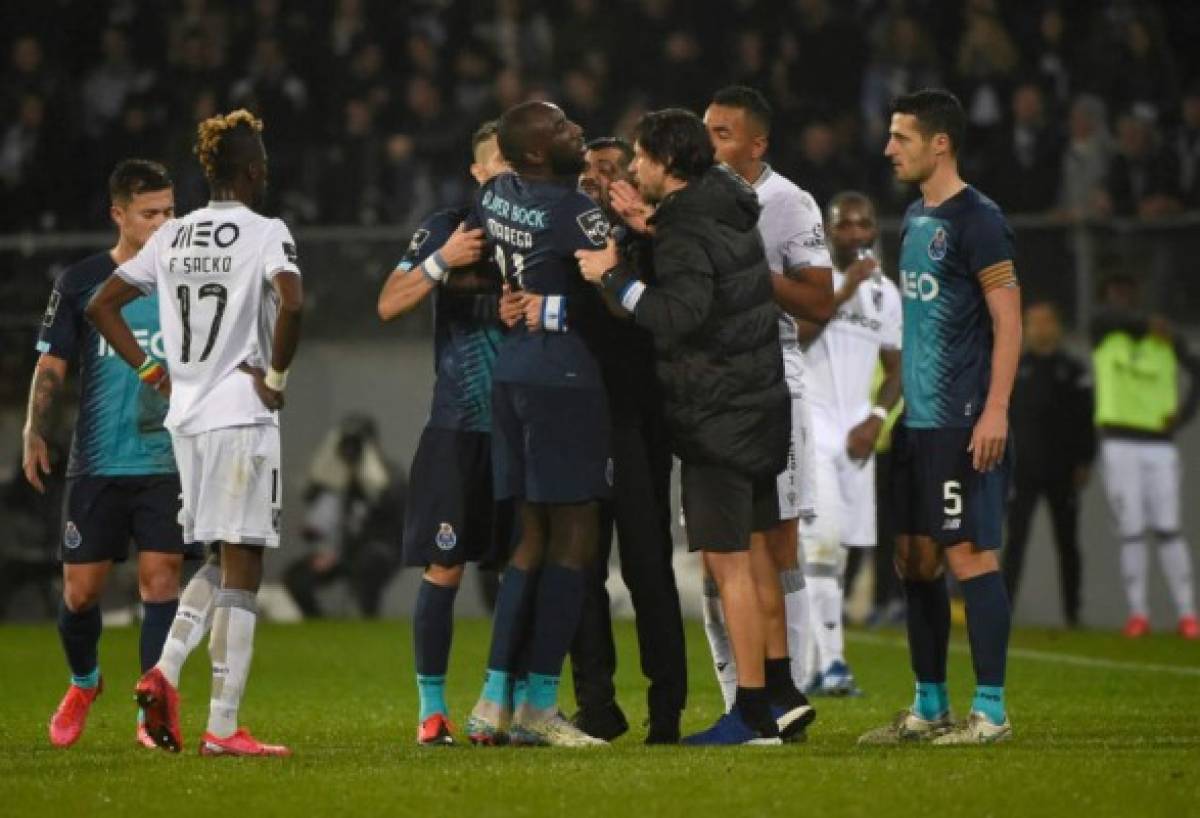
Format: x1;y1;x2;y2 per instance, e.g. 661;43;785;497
22;354;68;493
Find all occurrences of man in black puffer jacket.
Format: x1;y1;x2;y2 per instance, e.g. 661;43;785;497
578;108;809;746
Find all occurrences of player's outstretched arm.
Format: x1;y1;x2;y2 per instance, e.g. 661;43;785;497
21;353;66;493
970;284;1021;472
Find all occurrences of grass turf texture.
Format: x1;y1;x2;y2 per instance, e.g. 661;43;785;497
1;620;1197;818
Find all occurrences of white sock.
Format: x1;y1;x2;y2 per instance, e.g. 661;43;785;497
781;568;809;688
207;589;258;739
807;574;845;671
1121;539;1149;617
1157;537;1197;618
156;560;221;687
701;577;737;712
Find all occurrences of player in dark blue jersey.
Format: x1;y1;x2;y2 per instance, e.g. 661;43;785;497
376;121;512;746
860;90;1021;746
463;101;612;748
21;160;193;749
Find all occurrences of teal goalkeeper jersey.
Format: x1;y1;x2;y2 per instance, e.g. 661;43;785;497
36;251;175;477
898;186;1016;429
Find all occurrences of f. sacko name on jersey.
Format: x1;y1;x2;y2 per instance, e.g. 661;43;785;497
168;219;240;274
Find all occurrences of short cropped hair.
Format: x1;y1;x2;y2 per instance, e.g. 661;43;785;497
109;159;172;204
472;119;499;152
891;89;966;154
710;85;772;135
633;108;715;181
585;136;634;165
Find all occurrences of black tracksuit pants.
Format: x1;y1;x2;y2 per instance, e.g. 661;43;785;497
1003;468;1082;625
569;417;687;722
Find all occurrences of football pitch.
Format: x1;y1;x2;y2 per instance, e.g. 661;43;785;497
1;619;1197;818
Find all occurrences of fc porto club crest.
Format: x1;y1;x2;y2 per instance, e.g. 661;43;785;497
435;522;458;551
928;226;948;261
64;521;82;550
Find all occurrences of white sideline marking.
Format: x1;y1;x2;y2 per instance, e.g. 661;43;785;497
847;632;1200;678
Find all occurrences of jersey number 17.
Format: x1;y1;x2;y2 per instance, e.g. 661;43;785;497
176;283;228;363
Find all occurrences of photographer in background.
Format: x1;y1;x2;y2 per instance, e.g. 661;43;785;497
283;414;406;618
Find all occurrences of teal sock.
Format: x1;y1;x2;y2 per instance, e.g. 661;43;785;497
526;672;559;711
71;667;100;690
481;669;510;706
513;677;529;710
417;674;448;720
913;681;948;720
972;685;1006;725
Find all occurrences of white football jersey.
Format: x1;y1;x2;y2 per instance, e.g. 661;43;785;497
805;268;902;455
116;201;300;435
753;165;833;396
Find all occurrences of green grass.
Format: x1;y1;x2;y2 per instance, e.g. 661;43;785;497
1;619;1198;818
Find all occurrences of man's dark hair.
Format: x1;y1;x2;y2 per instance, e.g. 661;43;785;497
586;136;634;165
891;89;966;154
633;108;715;181
826;190;875;223
109;159;172;204
472;119;499;152
711;85;773;135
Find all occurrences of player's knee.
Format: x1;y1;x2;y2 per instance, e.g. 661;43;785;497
139;558;182;602
63;583;102;612
424;564;464;588
945;543;999;581
894;538;942;582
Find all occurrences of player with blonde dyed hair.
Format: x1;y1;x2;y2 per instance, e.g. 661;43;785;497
87;108;304;757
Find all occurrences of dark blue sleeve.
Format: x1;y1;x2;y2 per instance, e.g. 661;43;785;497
553;191;611;255
397;212;457;272
960;205;1015;280
34;273;83;361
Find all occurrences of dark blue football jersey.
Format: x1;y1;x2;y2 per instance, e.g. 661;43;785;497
468;172;610;388
398;206;505;433
35;251;175;477
898;186;1016;429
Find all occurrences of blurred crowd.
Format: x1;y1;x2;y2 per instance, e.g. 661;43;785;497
2;0;1199;231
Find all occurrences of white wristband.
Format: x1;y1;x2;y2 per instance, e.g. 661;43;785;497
423;251;448;283
265;367;289;392
870;405;888;422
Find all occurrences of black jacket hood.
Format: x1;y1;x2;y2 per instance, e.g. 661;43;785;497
656;164;761;232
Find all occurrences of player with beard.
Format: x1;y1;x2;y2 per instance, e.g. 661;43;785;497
463;101;612;748
568;137;687;744
377;121;513;745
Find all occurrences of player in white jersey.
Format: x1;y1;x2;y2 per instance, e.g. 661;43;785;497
702;86;834;728
86;109;302;757
796;192;902;695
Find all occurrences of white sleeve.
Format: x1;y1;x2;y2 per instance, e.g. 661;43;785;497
777;190;832;272
114;224;165;294
262;219;301;280
882;280;902;350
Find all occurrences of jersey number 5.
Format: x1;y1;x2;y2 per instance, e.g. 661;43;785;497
942;480;963;517
176;283;228;363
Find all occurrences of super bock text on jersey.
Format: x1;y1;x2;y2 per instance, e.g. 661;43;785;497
37;251;186;563
467;172;613;504
397;207;514;568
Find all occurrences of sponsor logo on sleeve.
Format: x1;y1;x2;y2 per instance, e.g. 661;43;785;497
802;222;825;250
283;241;298;264
64;521;82;550
42;289;61;328
576;208;610;247
408;228;430;256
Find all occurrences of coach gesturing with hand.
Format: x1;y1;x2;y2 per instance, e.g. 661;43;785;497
578;108;809;747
